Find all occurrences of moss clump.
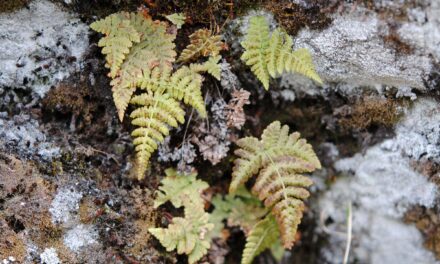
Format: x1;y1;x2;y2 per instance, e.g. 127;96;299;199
405;206;440;260
0;0;29;13
336;97;404;130
264;1;332;36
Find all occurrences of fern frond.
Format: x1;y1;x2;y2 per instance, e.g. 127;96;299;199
231;121;321;248
241;214;280;264
149;202;214;264
165;13;186;29
241;16;322;90
90;13;140;79
240;16;271;89
92;12;177;121
178;29;224;62
154;168;209;208
130;91;185;178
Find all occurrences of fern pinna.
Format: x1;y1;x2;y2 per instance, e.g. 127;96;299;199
231;121;321;250
241;16;322;89
91;12;221;179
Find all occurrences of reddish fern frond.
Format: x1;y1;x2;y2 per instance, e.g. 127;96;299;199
230;121;321;248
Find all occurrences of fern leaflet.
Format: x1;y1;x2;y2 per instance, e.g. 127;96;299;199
153;168;209;208
165;13;186;29
241;214;280;264
178;29;224;62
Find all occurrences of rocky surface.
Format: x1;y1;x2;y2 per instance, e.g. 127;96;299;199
1;0;440;263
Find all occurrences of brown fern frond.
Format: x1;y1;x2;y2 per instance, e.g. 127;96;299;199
178;29;224;62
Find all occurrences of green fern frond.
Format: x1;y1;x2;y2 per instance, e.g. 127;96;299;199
149;202;214;264
241;16;271;89
130;91;185;178
92;12;176;121
231;121;321;248
241;16;322;90
241;214;280;264
165;13;186;29
150;172;213;264
178;29;224;62
154;168;209;208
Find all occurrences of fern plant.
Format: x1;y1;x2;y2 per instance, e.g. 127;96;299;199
91;12;221;179
149;169;214;264
231;121;321;249
241;15;322;89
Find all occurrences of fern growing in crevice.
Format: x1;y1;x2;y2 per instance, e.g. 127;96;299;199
148;169;214;264
91;12;221;179
241;15;322;90
230;121;321;249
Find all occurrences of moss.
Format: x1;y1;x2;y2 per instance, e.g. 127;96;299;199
264;1;332;36
405;206;440;260
0;0;29;13
0;225;26;262
42;81;98;129
336;97;405;130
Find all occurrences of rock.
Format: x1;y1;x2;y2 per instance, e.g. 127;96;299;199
0;0;89;98
318;99;440;263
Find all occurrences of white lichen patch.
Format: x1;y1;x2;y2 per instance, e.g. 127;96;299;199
398;1;440;60
49;187;83;225
0;114;60;160
40;248;61;264
319;99;440;263
0;0;89;98
63;224;98;252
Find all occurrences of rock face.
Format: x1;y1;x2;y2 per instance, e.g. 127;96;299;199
1;0;440;263
280;2;440;100
319;100;439;264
